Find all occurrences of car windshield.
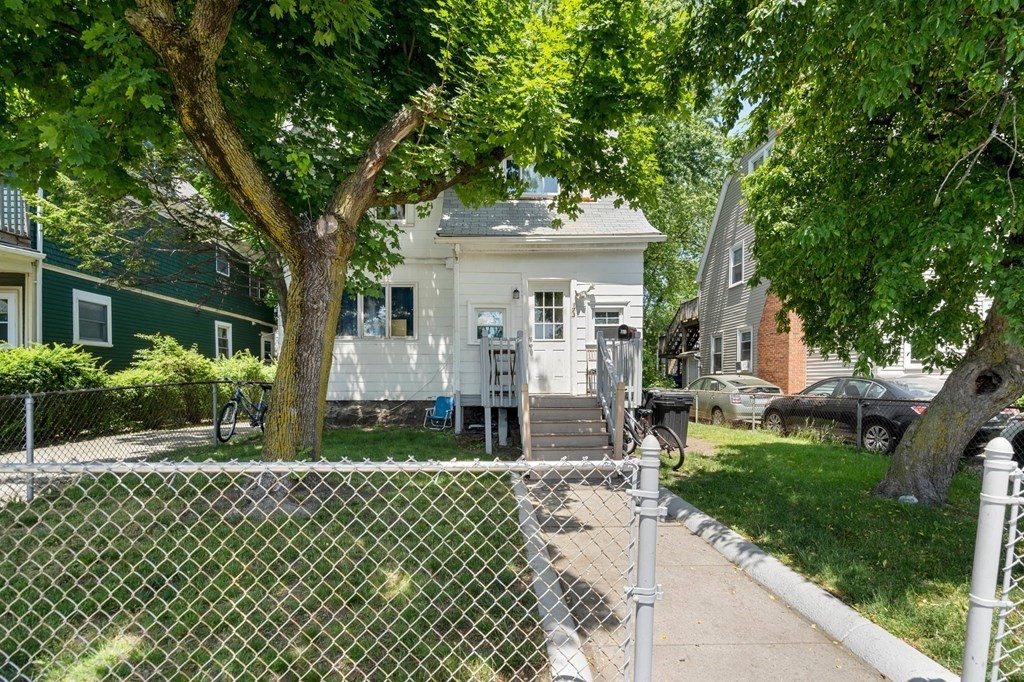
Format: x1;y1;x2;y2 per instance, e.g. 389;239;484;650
889;375;946;399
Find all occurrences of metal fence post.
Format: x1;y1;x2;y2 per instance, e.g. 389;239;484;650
856;400;863;451
963;437;1016;681
632;434;663;681
212;383;219;448
24;392;34;502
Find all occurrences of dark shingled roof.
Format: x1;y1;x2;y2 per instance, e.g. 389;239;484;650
436;191;661;239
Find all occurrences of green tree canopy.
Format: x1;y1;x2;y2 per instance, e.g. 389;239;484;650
680;0;1024;503
2;0;689;459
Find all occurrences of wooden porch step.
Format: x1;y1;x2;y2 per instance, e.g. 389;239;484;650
531;433;611;448
530;395;602;409
529;445;616;461
531;407;604;422
531;420;607;435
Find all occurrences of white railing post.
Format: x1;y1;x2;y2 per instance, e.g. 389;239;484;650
963;436;1017;681
24;392;34;502
632;434;663;681
212;383;219;447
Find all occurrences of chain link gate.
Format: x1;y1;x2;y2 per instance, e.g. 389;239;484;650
0;451;661;681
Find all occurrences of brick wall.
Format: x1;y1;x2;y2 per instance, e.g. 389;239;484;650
756;294;806;393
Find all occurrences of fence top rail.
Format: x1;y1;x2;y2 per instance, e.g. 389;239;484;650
0;457;635;476
0;379;270;401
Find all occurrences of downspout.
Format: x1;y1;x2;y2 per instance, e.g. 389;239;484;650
452;243;462;432
34;189;43;345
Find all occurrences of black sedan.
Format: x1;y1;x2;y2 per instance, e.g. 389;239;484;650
761;375;1014;454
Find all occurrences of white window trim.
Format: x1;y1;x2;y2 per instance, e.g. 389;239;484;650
468;303;509;345
736;326;753;372
729;242;745;288
337;284;418;340
0;289;20;347
503;159;560;199
589;305;626;345
747;141;773;174
260;333;275;362
374;204;408;223
72;289;112;347
215;320;233;358
711;334;724;374
215;246;231;278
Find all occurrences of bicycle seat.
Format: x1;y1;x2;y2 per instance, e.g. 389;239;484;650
258;383;273;390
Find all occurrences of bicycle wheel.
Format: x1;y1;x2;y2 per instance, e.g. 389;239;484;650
217;400;238;442
651;425;685;470
257;404;268;432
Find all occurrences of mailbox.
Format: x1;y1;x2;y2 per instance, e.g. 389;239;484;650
617;324;637;340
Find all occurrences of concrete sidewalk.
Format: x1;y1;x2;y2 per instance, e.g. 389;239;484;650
650;507;882;680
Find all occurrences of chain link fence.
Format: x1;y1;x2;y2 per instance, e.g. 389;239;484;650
0;456;655;681
0;381;263;469
686;387;1019;456
963;438;1024;680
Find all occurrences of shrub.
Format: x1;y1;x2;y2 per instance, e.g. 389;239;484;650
0;344;107;395
212;349;276;384
109;335;215;426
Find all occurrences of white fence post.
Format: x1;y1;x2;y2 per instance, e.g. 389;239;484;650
211;383;219;448
24;392;34;502
963;436;1017;681
632;434;663;681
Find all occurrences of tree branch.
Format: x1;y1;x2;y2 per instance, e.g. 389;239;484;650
125;1;301;261
375;147;507;207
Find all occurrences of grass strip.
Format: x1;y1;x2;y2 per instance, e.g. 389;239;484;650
663;422;981;672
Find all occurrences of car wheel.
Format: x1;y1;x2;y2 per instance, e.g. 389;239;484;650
863;422;895;454
1013;431;1024;466
711;407;725;426
763;410;786;435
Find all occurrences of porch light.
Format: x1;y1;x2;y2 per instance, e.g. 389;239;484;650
512;288;520;300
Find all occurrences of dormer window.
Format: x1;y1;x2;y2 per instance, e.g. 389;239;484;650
375;204;406;222
504;160;559;196
747;141;774;174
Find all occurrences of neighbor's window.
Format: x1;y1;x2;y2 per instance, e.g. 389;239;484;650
73;290;112;346
215;246;231;277
712;334;723;373
729;243;744;286
473;307;506;340
736;328;752;367
504;160;559;196
594;309;621;341
248;271;265;301
337;285;416;338
215;321;232;358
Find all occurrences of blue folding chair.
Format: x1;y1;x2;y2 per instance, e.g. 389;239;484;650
424;396;454;430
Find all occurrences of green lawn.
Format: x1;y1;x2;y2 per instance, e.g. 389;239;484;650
664;422;982;672
0;428;545;681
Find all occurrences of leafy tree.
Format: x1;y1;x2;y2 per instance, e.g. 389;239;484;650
643;111;730;385
680;1;1024;503
2;0;688;459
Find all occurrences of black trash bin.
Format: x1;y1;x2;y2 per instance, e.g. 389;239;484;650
644;390;693;448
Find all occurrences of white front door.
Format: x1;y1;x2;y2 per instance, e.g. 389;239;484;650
0;292;18;348
528;282;571;394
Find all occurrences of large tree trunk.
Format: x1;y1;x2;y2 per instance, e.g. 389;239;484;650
263;225;353;460
874;303;1024;505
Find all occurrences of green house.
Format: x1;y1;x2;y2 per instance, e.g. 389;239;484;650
0;185;276;369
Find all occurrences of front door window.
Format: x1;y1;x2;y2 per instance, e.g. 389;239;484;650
533;291;564;340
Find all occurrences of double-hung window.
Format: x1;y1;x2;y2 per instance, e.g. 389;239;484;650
593;309;622;342
736;328;753;371
504;160;559;196
215;321;233;358
338;285;416;338
215;246;231;278
472;306;507;341
712;334;724;373
73;290;112;347
729;243;744;287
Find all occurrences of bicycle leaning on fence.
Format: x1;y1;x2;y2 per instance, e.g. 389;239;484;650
217;382;272;442
622;407;685;470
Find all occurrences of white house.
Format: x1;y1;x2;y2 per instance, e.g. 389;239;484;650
326;179;663;427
